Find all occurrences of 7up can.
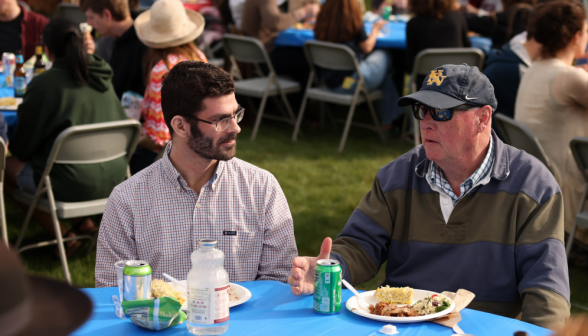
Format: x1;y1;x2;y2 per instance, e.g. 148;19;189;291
313;259;342;314
123;260;152;301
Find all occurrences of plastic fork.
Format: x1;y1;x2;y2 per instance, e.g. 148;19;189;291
342;279;370;311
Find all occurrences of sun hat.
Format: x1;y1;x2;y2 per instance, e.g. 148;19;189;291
397;63;498;112
134;0;205;49
0;243;93;336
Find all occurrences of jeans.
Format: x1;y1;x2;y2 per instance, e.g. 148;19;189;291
330;49;404;126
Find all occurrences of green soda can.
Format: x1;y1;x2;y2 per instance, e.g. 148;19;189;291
313;259;342;314
123;260;152;301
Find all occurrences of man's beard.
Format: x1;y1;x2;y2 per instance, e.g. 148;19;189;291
187;121;237;161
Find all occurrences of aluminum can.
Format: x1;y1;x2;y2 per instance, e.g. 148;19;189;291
2;53;15;85
313;259;342;314
122;260;152;301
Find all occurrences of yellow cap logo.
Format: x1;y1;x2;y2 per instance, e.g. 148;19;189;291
427;70;447;86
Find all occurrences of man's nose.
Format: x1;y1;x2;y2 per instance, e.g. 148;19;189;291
420;109;435;130
227;116;241;134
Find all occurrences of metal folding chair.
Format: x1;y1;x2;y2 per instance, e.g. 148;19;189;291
494;113;560;181
292;40;385;153
14;120;141;284
0;138;7;247
402;48;486;146
56;2;87;24
222;34;300;140
567;137;588;256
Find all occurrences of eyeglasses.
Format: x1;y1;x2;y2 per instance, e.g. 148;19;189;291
412;104;478;122
180;107;245;131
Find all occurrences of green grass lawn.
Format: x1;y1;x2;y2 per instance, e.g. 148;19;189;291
6;116;588;315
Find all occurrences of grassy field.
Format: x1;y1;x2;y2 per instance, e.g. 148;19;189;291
6;113;588;315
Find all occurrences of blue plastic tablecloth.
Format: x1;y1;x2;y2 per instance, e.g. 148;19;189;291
274;22;493;54
0;74;18;127
73;281;551;336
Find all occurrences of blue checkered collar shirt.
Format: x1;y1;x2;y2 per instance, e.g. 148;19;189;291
96;142;298;288
428;136;494;206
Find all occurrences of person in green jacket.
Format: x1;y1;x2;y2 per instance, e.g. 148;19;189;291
5;18;128;254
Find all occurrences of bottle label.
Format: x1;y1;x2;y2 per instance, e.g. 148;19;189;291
15;55;23;64
36;46;43;55
34;68;45;76
187;285;229;325
14;77;26;96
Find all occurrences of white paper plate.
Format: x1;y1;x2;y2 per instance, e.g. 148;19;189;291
346;289;455;323
169;280;252;311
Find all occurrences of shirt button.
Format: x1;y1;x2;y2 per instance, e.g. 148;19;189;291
177;186;181;191
212;183;216;190
196;203;201;208
443;199;449;205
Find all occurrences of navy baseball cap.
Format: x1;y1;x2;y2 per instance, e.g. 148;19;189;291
397;64;497;112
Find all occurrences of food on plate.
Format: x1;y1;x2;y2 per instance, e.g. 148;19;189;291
229;285;241;302
151;279;185;305
409;293;451;315
293;22;314;30
369;302;419;317
374;285;414;304
368;287;452;317
0;97;17;106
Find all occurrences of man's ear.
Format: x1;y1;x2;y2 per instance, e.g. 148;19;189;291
170;116;192;140
477;105;492;133
101;9;112;20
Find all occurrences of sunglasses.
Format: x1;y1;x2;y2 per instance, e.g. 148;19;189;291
412;104;478;121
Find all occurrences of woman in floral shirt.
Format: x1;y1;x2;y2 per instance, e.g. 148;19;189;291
131;0;208;174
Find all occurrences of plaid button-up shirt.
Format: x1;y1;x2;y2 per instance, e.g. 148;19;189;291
429;136;494;205
95;144;298;287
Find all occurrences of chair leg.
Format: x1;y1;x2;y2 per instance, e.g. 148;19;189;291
251;93;269;141
278;90;296;124
292;94;309;142
414;119;421;146
338;103;358;153
0;182;7;246
44;177;72;284
15;187;46;249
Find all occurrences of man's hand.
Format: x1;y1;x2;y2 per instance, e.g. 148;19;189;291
289;237;332;296
83;34;96;55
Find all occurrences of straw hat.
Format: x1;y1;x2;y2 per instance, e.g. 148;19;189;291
134;0;205;49
0;243;93;336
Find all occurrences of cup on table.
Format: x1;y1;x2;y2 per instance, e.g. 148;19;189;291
114;260;127;319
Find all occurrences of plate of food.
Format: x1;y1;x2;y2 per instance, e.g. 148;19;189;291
151;279;252;311
0;97;22;110
346;286;455;323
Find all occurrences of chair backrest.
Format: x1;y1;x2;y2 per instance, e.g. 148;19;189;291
570;137;588;183
42;120;141;178
17;1;31;11
410;48;486;92
303;40;359;72
493;113;551;168
57;3;87;24
222;34;270;65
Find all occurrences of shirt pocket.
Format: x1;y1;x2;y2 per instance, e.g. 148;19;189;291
219;210;263;282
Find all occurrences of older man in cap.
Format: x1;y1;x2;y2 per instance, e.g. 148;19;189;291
288;64;570;329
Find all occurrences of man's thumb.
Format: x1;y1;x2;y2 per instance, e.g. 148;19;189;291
317;237;332;260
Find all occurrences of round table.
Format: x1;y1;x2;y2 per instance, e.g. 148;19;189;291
73;281;552;336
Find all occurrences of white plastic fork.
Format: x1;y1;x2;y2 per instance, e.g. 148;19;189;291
342;279;370;311
162;272;187;289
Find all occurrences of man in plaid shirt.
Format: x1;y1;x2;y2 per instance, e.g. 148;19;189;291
95;61;298;287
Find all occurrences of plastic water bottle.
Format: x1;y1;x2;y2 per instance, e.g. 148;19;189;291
187;239;230;335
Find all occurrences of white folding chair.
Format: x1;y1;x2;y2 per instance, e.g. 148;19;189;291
223;34;300;140
57;2;88;24
14;120;141;284
292;40;385;153
0;138;8;247
494;113;560;181
567;138;588;256
402;48;486;146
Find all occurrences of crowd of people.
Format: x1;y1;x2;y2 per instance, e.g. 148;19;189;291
1;0;588;333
